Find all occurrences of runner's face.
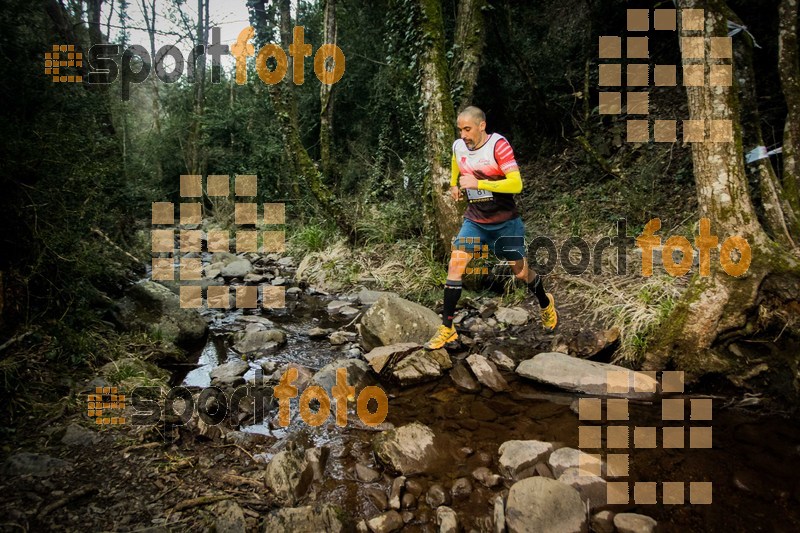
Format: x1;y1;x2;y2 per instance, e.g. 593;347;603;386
457;115;486;150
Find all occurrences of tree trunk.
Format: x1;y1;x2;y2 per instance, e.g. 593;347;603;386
779;0;800;222
727;4;797;247
248;0;354;239
647;0;800;392
451;0;486;110
419;0;460;251
319;0;336;180
141;0;163;183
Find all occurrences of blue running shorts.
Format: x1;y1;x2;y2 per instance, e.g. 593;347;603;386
452;216;527;261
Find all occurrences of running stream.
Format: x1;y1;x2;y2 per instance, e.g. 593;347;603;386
173;286;800;532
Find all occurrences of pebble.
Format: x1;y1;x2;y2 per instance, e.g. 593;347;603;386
450;477;473;499
426;484;450;508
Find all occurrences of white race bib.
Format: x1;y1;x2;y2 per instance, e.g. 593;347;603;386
466;188;494;202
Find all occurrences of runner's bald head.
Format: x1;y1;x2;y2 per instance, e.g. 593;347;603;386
458;106;486;125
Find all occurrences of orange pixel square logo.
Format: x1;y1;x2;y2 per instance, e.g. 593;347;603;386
87;386;126;425
46;44;83;83
151;174;287;309
598;8;732;144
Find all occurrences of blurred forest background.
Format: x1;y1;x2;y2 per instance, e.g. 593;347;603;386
1;0;800;423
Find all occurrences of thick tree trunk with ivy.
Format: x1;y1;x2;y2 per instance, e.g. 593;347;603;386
248;0;354;239
647;0;800;396
319;0;336;179
451;0;487;110
419;0;460;251
779;0;800;219
728;5;797;246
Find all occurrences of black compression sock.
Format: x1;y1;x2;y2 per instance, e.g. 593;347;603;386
528;273;550;308
442;279;463;327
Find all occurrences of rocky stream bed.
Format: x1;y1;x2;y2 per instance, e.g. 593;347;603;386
1;252;799;532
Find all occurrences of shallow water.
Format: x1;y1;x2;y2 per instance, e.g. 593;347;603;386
179;290;800;532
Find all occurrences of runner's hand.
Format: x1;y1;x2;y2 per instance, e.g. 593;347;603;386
450;185;461;201
459;174;479;190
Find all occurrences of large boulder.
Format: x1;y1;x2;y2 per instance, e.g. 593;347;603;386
515;352;658;398
547;447;603;478
112;281;207;352
221;258;253;279
358;294;441;351
262;504;345;532
264;447;314;504
1;453;71;478
505;477;587;533
210;359;251;387
373;422;442;475
613;513;658;533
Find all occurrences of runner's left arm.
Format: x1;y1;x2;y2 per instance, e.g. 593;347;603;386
477;138;522;194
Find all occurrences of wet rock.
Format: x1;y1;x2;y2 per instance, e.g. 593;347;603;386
426;484;450;508
401;493;416;510
436;506;459;533
327;300;352;314
493;495;506;533
450;362;481;393
388;349;453;386
244;272;270;283
506;477;586;533
310;358;375;396
569;327;620;358
358;294;440;351
329;331;353;346
363;343;420;374
466;354;508;392
272;277;287;286
212;500;247;533
357;463;381;483
489;350;516;372
467;317;491;333
308;327;332;339
210;359;250;387
264;447;314;504
374;422;441;475
61;423;101;447
236;315;276;328
233;328;286;354
277;256;295;267
472;467;503;488
389;476;406;510
358;288;392;305
557;468;607;509
401;511;415;523
451;477;473;499
613;513;657;533
286;286;303;296
478;451;493;466
112;281;207;352
221;258;253;278
268;363;314;390
367;510;404;533
498;440;553;480
405;479;424;498
1;452;71;478
495;307;528;326
305;447;329;482
348;348;363;358
590;510;615;533
479;301;498;319
262;504;344;532
340;306;360;318
515;352;658;398
365;487;389;511
547;447;601;478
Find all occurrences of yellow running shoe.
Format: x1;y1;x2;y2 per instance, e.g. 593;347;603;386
541;293;558;332
424;324;458;350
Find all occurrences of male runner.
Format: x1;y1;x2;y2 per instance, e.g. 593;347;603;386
424;106;557;350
